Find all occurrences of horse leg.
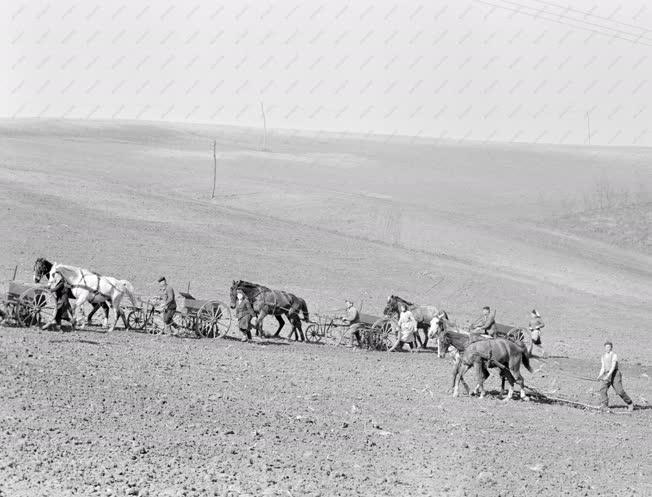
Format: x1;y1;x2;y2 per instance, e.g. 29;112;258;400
296;317;304;342
256;309;268;337
512;366;528;400
502;370;516;401
453;362;471;397
86;303;98;325
421;326;429;348
289;313;303;342
475;361;488;398
109;294;124;332
272;314;285;338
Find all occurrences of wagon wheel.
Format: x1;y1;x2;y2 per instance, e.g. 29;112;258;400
506;327;533;355
371;318;398;351
304;323;321;343
18;287;56;328
127;308;147;332
196;300;232;338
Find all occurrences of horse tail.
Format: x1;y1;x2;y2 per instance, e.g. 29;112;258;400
521;346;533;373
120;280;137;307
300;298;309;322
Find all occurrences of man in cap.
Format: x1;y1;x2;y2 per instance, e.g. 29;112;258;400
470;306;496;337
158;276;178;335
341;299;362;348
42;272;73;331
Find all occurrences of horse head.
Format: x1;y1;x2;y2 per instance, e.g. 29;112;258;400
229;280;241;309
383;295;399;316
46;263;62;289
436;330;451;358
33;257;53;283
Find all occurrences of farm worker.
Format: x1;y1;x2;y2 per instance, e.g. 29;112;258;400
42;272;73;331
158;276;178;336
528;309;545;356
341;299;362;348
389;303;418;352
597;341;634;412
470;306;496;337
235;290;255;342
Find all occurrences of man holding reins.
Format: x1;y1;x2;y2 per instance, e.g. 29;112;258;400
597;341;635;412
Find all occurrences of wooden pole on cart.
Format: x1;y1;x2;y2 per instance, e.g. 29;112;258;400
12;265;18;281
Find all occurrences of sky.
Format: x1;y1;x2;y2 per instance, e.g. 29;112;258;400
3;0;652;146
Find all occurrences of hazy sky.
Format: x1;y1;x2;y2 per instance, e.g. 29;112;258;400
3;0;652;145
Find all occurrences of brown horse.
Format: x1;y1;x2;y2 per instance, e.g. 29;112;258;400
453;338;532;400
384;295;447;348
229;280;309;340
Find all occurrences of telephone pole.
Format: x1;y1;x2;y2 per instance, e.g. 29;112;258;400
586;111;591;145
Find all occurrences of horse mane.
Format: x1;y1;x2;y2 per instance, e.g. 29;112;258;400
233;280;271;291
440;329;473;352
390;295;414;306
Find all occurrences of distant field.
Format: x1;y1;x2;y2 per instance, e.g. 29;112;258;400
0;119;651;362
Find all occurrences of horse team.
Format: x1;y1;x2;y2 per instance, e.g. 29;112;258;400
32;257;532;401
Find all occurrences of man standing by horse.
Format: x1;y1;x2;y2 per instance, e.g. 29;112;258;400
158;276;178;335
235;289;255;342
42;272;73;331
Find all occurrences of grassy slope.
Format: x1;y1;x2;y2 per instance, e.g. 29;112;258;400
0;119;650;362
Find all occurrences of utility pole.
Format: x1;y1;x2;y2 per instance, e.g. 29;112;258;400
260;101;268;151
586;111;591;145
211;140;217;199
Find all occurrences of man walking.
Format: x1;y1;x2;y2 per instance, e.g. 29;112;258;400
158;276;178;335
597;341;634;412
235;289;255;342
42;273;73;331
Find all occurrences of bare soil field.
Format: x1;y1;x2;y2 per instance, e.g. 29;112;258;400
0;119;651;496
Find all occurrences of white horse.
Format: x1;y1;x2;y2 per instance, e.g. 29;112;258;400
48;263;137;332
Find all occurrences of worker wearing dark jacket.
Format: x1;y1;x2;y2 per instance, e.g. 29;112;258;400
235;290;255;342
471;306;496;336
43;274;72;331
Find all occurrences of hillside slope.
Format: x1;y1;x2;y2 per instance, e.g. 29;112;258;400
1;119;650;361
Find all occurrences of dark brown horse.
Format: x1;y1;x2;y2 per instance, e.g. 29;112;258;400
383;295;447;348
229;280;309;341
453;338;532;400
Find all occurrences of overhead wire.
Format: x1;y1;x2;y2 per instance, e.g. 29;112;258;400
473;0;652;47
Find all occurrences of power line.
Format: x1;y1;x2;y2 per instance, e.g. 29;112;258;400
499;0;652;42
474;0;652;47
529;0;652;39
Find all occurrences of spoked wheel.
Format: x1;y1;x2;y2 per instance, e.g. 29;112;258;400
18;287;56;328
196;300;232;338
304;323;321;343
127;308;147;332
506;327;533;355
371;318;398;351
